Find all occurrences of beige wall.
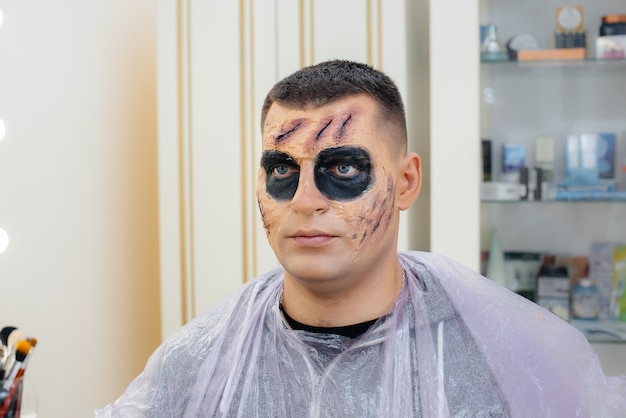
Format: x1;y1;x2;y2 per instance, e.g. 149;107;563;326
0;1;161;416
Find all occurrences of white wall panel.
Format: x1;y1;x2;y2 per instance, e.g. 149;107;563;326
187;0;245;320
312;0;368;64
429;0;480;270
158;0;412;338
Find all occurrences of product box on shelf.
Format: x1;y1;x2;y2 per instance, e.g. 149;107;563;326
598;133;617;180
501;143;526;182
535;136;555;182
517;47;586;61
536;263;571;322
504;251;542;301
596;35;626;59
556;5;584;32
482;139;492;182
561;255;591;295
565;134;600;184
610;245;626;321
557;133;623;200
480;182;521;201
552;6;587;52
589;241;621;319
554;31;588;50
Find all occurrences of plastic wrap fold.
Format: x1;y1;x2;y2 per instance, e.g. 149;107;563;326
96;251;626;417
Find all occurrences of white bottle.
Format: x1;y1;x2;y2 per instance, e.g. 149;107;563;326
485;228;509;288
572;278;599;320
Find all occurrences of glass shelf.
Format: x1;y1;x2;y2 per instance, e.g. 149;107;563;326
572;319;626;343
481;57;626;68
482;198;626;203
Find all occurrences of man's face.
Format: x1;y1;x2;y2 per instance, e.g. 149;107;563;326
257;94;403;284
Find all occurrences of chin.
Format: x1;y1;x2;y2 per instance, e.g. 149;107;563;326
286;263;341;282
280;254;350;283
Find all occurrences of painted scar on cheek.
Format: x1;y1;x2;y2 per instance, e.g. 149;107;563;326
261;150;299;200
314;147;372;200
257;198;270;232
358;176;395;245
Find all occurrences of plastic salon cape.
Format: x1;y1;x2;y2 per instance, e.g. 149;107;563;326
96;252;626;417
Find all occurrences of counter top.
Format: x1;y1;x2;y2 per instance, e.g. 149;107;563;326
572;319;626;343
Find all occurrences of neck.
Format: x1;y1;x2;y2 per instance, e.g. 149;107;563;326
280;259;405;327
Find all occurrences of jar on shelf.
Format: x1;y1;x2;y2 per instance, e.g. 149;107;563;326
481;24;508;62
600;15;626;36
572;278;600;320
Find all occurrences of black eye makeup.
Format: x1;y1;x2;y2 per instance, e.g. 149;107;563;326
262;150;300;200
314;147;372;200
261;147;373;201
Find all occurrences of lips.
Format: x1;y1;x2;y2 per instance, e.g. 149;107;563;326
289;230;338;247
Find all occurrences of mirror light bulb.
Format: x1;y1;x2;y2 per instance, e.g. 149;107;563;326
0;227;9;254
0;9;4;28
0;118;6;141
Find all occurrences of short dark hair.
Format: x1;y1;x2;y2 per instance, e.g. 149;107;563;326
261;60;407;153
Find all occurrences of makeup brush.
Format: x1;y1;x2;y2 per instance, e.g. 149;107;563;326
0;340;32;416
0;328;26;384
0;327;13;372
2;340;31;391
0;327;17;346
26;337;37;349
6;329;26;352
0;345;6;380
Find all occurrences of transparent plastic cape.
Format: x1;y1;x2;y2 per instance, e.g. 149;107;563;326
96;251;626;417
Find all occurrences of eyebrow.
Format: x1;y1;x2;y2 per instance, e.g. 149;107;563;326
274;121;303;143
260;150;298;170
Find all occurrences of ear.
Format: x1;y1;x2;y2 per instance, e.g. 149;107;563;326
396;152;421;211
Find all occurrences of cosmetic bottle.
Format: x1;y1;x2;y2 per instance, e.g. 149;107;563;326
485;228;509;288
481;24;508;62
572;278;599;320
600;15;626;36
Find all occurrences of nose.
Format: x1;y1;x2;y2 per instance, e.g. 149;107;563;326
290;164;329;214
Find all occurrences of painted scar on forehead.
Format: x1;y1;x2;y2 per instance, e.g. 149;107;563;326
316;119;333;141
261;146;372;201
274;121;304;143
315;115;352;142
335;115;352;139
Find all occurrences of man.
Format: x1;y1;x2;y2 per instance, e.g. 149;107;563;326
97;60;625;417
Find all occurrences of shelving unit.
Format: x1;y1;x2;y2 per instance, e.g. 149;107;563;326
479;3;626;255
479;0;626;374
